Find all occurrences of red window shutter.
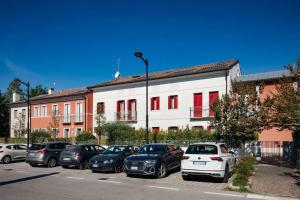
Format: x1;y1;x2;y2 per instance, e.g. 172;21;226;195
134;99;137;110
117;101;120;112
207;126;211;134
168;96;171;109
127;100;132;111
175;95;178;109
209;92;219;116
157;97;160;110
151;98;154;110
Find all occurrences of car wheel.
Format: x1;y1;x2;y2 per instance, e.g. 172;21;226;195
79;160;88;170
47;158;57;168
30;163;37;167
2;156;11;164
156;163;167;178
222;164;229;183
114;161;124;173
182;174;190;181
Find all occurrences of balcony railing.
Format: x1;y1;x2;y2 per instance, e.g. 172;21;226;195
74;114;84;123
115;111;137;122
190;106;215;119
62;115;71;123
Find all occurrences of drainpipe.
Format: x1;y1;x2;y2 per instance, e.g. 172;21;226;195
225;70;228;95
84;96;87;131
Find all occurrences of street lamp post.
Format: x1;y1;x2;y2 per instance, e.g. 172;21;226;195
15;79;30;150
134;51;149;144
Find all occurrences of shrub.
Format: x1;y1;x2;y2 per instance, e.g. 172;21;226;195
233;156;256;188
31;130;51;143
75;131;96;142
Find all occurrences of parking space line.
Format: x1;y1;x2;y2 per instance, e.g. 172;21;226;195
16;171;31;173
97;180;122;184
204;191;244;198
146;185;180;191
66;176;85;180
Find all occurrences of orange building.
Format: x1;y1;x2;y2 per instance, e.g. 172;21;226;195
30;88;93;138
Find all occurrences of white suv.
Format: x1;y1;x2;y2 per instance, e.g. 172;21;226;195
181;142;235;182
0;144;27;164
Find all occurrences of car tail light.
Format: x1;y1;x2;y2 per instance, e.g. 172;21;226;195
75;152;80;157
182;156;190;160
210;156;223;161
37;149;47;154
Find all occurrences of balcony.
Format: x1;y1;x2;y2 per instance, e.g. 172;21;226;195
115;111;137;122
190;106;215;120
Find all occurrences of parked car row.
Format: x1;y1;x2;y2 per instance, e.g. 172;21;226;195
0;142;236;182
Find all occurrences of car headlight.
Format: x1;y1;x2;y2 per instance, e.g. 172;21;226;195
144;160;156;164
103;159;114;164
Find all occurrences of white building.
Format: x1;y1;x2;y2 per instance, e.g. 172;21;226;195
89;60;241;133
10;92;29;138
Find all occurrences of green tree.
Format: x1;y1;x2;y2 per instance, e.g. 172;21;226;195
263;58;300;147
12;112;26;138
7;79;24;101
0;91;10;137
94;113;106;142
30;85;47;97
212;82;267;145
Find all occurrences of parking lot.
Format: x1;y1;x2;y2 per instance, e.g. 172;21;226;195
0;161;252;200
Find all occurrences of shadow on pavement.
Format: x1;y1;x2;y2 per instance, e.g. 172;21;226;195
0;172;60;186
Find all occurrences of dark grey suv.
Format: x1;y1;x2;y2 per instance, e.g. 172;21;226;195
26;142;71;168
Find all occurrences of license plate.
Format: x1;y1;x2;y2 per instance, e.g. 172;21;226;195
193;161;206;165
63;158;71;161
131;166;138;170
29;153;35;156
92;164;98;168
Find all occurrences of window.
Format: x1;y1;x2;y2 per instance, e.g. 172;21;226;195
34;106;39;117
152;127;160;133
14;110;18;119
76;102;83;122
127;99;137;121
168;95;178;109
168;126;179;132
52;105;58;116
116;100;125;120
97;102;105;114
51;128;57;138
209;91;219;116
64;128;70;138
22;109;26;118
151;97;160;110
64;104;70;123
76;128;82;136
41;106;47;117
220;144;228;153
186;145;218;155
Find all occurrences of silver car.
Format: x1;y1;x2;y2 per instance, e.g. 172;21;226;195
0;144;27;164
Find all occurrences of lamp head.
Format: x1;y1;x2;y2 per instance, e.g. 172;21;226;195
134;51;143;58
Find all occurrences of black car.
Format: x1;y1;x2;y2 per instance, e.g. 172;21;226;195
59;144;106;170
124;144;184;178
26;142;71;168
89;145;135;173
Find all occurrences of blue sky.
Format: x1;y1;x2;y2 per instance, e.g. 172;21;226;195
0;0;299;92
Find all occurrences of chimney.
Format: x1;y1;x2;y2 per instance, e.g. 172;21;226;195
48;88;54;95
12;92;20;102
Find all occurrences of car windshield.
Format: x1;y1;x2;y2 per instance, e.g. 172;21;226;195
103;146;126;154
30;144;45;151
65;146;78;152
138;145;166;154
186;145;218;154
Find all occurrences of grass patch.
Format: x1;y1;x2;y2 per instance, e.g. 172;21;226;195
232;156;255;191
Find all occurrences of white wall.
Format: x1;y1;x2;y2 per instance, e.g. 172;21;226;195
92;64;240;132
10;106;28;138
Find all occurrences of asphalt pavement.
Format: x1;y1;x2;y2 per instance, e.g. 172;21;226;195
0;162;295;200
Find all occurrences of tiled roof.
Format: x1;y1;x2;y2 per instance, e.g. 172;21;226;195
88;59;239;89
29;87;88;101
235;70;292;82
